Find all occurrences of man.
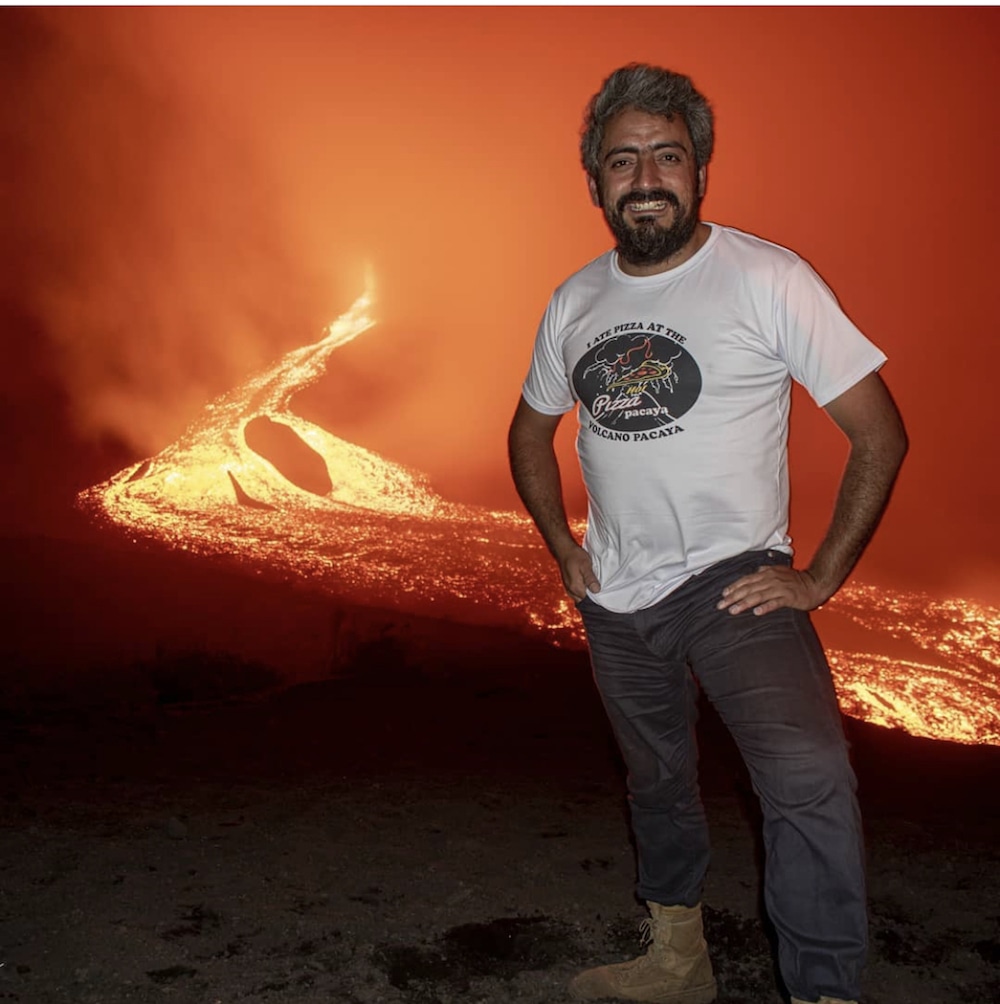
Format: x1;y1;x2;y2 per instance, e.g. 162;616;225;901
508;65;907;1004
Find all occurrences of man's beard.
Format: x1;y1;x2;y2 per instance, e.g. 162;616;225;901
604;188;701;268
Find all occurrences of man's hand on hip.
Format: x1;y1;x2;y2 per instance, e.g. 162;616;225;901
558;543;601;603
717;565;829;616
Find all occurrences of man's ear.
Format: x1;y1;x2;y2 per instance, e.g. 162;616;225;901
697;166;707;199
588;175;602;208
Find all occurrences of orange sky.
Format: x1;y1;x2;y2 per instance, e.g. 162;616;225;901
3;7;999;601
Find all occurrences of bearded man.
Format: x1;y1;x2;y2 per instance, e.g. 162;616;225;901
508;64;907;1004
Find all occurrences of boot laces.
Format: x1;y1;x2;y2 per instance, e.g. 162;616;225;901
638;918;654;948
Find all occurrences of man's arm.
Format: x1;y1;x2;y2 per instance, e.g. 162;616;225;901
508;396;600;601
719;370;908;616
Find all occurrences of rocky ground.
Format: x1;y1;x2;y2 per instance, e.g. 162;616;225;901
1;621;998;1004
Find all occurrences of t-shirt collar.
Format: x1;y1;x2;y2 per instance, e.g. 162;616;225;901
609;222;720;285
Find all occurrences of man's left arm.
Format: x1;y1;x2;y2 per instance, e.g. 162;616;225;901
719;370;908;616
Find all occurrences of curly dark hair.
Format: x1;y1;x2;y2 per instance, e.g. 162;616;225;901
580;64;715;182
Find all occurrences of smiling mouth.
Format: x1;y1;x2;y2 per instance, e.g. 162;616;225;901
627;200;669;213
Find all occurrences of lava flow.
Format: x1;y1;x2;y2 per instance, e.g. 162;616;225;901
78;288;1000;747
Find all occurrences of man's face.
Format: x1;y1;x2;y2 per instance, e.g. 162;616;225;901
589;108;707;272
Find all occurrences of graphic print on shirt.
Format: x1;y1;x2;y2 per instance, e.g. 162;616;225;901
572;329;701;435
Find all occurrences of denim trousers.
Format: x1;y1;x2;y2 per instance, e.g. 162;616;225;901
578;549;866;1003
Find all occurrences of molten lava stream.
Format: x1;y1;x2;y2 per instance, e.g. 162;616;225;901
78;289;1000;747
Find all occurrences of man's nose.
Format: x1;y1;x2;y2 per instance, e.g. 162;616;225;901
634;154;661;189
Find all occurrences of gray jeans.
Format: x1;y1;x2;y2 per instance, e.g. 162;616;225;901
578;549;866;1002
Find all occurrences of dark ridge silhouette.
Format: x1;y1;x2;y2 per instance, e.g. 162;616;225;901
243;415;333;496
127;459;152;482
226;469;277;510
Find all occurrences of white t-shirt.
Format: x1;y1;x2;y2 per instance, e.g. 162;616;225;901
522;223;887;613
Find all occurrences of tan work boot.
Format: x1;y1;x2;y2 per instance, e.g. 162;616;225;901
790;999;858;1004
569;902;717;1002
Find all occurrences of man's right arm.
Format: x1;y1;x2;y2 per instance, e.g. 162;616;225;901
507;395;600;602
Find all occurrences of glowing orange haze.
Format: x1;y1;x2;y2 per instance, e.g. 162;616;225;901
7;9;999;734
13;7;998;600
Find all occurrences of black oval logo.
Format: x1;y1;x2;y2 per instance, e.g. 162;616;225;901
572;333;701;433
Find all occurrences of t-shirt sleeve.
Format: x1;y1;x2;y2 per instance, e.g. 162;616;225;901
521;293;577;415
774;259;887;407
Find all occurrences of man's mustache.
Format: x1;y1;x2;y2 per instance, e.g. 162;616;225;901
615;190;681;215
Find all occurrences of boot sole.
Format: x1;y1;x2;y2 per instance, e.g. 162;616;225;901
568;977;717;1003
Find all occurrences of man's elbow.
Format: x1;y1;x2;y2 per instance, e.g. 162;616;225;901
509;397;560;449
884;408;909;471
508;399;541;474
894;423;909;468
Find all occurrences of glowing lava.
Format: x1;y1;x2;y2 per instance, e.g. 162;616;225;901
78;288;1000;747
